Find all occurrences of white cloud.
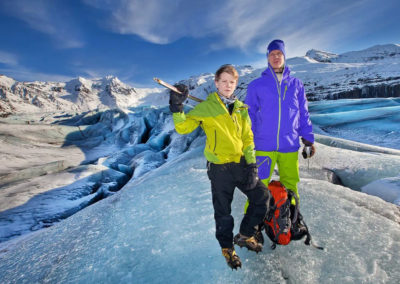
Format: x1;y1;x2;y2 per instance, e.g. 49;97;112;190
85;0;395;57
84;0;224;44
0;51;18;66
1;0;84;49
0;66;72;82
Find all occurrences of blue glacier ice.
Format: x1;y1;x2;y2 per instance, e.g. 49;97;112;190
1;143;400;283
1;98;400;283
310;98;400;150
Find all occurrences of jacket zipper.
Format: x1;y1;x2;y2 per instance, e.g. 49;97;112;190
283;85;288;101
213;129;217;152
232;114;240;133
223;97;240;135
270;66;283;151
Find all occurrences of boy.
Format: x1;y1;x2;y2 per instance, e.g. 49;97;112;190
169;65;269;270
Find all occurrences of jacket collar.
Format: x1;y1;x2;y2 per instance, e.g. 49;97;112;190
210;92;244;108
261;64;291;79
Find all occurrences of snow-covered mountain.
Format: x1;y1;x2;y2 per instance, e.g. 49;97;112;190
181;43;400;102
1;43;399;116
0;75;163;115
305;49;339;62
293;44;400;100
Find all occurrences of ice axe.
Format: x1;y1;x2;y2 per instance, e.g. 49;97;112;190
153;77;203;103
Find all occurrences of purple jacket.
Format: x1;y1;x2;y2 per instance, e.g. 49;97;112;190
245;65;314;153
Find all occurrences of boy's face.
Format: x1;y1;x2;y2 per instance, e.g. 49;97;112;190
215;72;237;98
268;50;285;70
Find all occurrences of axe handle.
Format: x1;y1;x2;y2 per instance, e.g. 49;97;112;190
153;77;203;103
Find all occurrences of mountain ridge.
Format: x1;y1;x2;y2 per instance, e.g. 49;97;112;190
1;43;400;115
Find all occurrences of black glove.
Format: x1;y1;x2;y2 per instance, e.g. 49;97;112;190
301;138;316;159
243;163;259;190
169;84;189;113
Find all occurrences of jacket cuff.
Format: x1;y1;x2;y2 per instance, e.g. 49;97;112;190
301;137;314;146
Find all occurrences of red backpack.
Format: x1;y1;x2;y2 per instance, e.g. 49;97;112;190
262;181;323;250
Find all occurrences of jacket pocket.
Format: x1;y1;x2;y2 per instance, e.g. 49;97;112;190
254;110;263;136
256;155;272;180
207;129;217;153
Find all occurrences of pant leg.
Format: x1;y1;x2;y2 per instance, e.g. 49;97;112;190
207;163;236;248
244;151;277;213
276;151;300;202
235;163;270;237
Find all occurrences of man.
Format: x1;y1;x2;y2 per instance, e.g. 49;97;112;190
245;39;315;203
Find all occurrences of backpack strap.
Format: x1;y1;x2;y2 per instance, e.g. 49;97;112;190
271;196;292;249
288;191;299;225
302;219;324;250
288;190;324;251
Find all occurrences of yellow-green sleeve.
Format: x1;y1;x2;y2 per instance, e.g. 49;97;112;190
172;112;201;134
241;110;256;164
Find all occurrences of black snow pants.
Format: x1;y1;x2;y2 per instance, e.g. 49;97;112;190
207;158;270;249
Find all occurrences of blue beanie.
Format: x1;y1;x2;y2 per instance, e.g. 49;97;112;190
267;39;285;58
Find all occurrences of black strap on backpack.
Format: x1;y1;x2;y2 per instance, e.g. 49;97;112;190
301;219;324;250
288;191;324;251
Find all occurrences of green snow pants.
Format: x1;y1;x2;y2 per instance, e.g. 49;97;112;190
255;150;300;199
245;150;300;212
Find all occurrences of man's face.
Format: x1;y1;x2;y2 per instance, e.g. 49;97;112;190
268;50;284;70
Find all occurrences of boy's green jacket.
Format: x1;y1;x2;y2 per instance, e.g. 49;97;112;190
173;92;256;165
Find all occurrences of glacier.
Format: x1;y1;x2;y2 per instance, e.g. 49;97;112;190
1;136;400;283
310;98;400;150
0;98;400;283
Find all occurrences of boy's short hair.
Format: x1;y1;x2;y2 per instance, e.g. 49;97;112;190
215;64;239;81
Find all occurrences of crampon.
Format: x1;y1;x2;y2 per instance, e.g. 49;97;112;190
222;248;242;270
234;233;263;253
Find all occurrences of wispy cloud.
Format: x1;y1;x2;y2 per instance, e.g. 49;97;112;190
0;66;72;82
0;0;84;48
0;50;18;66
0;49;71;82
84;0;222;44
84;0;394;57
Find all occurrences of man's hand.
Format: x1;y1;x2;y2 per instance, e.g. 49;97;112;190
301;138;315;159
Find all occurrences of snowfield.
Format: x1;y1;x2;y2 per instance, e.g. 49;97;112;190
0;141;399;283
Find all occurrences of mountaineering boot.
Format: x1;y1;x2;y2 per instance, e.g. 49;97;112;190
254;227;264;245
222;248;242;270
234;233;263;253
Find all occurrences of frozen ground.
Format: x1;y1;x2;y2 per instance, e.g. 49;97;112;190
1;97;400;247
0;97;400;283
0;142;399;283
0;106;200;243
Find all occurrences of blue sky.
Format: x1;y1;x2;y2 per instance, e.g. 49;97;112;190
0;0;399;87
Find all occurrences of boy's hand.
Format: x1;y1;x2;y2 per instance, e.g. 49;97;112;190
169;84;189;113
244;163;259;190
